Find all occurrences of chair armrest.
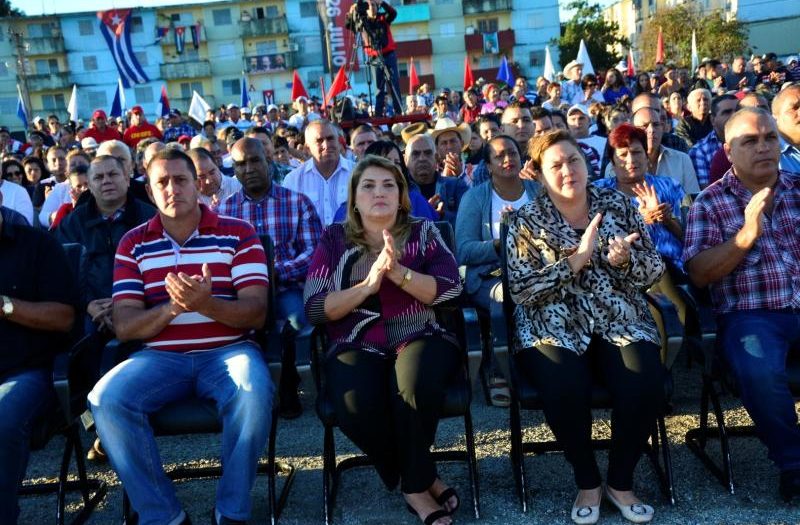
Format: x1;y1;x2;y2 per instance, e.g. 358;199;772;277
461;307;484;357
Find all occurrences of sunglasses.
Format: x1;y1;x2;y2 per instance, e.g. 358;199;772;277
5;169;21;176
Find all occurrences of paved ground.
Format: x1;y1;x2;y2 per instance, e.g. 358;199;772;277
19;356;800;525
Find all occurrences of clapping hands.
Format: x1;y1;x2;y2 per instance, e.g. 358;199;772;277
632;181;671;225
164;263;214;314
363;230;399;294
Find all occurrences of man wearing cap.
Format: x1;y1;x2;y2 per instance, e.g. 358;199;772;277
404;133;467;226
220;104;253;133
163;110;197;144
264;104;285;134
772;84;800;174
567;104;606;177
283;119;354;226
287;97;319;131
81;137;99;157
786;55;800;83
80;110;123;145
429;117;475;185
755;53;788;93
561;60;585;105
123;106;163;149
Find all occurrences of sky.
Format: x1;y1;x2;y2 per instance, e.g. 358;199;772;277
11;0;618;21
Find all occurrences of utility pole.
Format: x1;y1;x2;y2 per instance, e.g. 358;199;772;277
8;28;33;120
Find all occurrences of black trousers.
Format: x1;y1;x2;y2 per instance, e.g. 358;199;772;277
325;335;460;493
518;335;665;491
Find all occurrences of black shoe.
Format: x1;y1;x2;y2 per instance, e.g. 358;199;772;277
278;391;303;419
211;508;245;525
780;469;800;503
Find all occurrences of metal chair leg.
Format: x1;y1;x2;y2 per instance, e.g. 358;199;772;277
509;391;527;512
463;409;481;519
322;425;335;525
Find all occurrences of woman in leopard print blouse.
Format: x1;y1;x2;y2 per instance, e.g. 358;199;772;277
506;130;665;524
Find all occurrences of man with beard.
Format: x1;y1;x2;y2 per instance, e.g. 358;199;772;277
220;137;322;418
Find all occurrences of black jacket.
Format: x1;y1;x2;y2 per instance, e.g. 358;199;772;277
56;193;156;307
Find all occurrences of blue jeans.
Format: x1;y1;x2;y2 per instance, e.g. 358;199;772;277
718;309;800;472
88;341;274;525
0;368;54;524
374;50;403;117
274;288;307;331
469;276;507;376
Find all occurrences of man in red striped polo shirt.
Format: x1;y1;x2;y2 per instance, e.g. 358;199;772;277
88;149;273;525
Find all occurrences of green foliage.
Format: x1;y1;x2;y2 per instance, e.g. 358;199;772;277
640;5;748;70
0;0;24;17
557;0;629;72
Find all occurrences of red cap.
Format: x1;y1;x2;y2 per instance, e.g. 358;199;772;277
92;109;107;120
131;105;144;114
177;135;192;143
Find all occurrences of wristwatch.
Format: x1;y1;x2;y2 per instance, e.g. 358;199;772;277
398;268;413;289
1;295;13;318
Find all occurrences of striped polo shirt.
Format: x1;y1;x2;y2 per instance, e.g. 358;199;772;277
112;204;269;353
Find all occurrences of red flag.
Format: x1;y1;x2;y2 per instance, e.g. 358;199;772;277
408;57;420;95
627;48;636;78
319;76;328;111
291;70;309;101
325;66;350;107
463;56;474;91
655;27;664;64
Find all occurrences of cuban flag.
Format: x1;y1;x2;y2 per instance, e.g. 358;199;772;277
97;10;149;89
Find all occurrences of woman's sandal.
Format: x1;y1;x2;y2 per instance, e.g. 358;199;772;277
434;487;460;514
406;504;453;525
489;377;511;407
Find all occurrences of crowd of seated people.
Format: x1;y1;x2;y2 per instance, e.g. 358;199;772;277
1;53;799;524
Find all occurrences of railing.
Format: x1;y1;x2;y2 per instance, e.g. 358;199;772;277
160;60;212;79
23;36;65;55
27;71;71;91
462;0;512;15
239;15;289;38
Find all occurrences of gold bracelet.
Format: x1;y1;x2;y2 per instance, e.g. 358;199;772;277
398;268;413;289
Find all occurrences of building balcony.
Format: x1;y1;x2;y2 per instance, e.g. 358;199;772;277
394;3;431;24
160;60;212;80
464;29;515;53
21;35;65;56
244;52;294;74
239;16;288;38
395;38;433;59
27;71;71;92
398;73;435;96
462;0;512;15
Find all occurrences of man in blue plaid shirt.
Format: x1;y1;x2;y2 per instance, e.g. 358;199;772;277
684;107;800;503
219;137;323;418
689;94;738;188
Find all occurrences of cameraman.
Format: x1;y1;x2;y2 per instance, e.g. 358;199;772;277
347;0;403;117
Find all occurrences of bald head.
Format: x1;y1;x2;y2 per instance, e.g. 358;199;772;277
771;84;800;145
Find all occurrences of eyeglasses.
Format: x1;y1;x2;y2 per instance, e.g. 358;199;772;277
5;169;21;176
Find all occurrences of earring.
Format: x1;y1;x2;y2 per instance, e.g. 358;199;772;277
353;206;359;213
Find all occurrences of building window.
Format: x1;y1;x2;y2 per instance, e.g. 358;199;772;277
255;6;280;19
300;2;318;18
131;16;144;33
0;97;16;114
439;23;455;37
398;61;409;77
78;20;94;36
527;13;543;28
87;91;107;111
180;82;204;98
255;40;277;54
529;50;545;68
181;48;200;60
42;94;66;111
217;42;236;57
35;59;59;75
82;56;98;71
134;86;154;103
134;52;149;66
222;79;241;96
212;9;232;26
478;55;500;68
170;14;181;22
477;18;498;34
28;23;53;38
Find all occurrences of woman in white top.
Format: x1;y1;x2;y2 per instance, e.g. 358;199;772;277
454;135;539;406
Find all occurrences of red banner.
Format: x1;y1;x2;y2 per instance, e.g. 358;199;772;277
320;0;356;73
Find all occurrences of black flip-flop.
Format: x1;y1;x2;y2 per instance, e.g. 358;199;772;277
434;487;460;515
406;503;454;525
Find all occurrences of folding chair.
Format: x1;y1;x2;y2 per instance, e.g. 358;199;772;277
297;221;482;524
18;242;108;524
498;220;676;512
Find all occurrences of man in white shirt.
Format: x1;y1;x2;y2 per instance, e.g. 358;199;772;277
0;179;33;225
187;148;242;210
282;120;353;226
287;97;320;131
561;60;585;106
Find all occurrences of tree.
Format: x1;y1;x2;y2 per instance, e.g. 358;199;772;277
557;0;629;72
0;0;24;16
639;5;748;71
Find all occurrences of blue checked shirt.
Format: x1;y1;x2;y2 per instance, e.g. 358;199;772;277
163;123;197;143
218;184;323;291
594;174;687;271
780;138;800;175
688;131;721;189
